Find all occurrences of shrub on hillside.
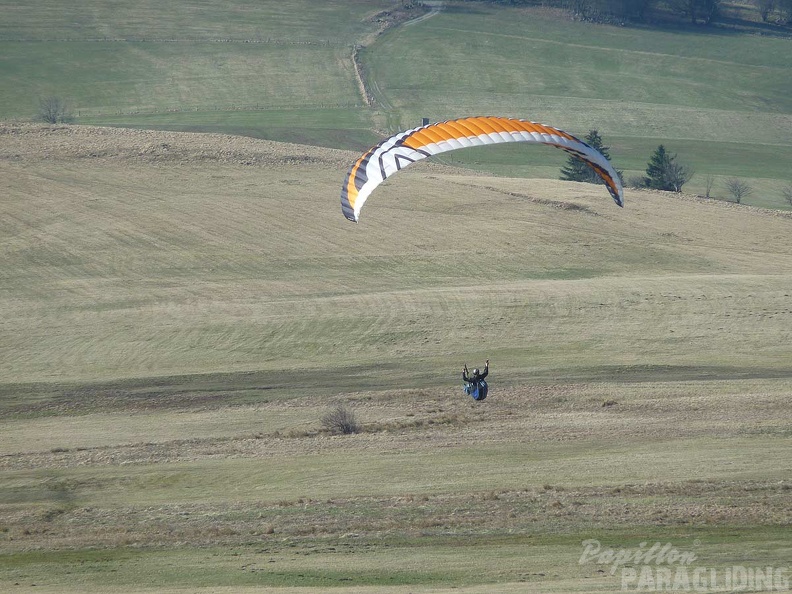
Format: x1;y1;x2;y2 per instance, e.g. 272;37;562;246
321;403;360;435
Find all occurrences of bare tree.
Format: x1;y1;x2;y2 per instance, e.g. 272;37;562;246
781;185;792;208
664;161;694;193
669;0;721;22
704;174;715;198
753;0;776;20
725;178;752;204
321;403;360;435
38;96;73;124
780;0;792;23
626;175;647;189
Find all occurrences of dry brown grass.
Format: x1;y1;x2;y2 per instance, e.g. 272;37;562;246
2;377;790;552
3;124;792;386
1;125;791;592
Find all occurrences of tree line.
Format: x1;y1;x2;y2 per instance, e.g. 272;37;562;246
560;130;692;191
559;130;792;206
469;0;792;26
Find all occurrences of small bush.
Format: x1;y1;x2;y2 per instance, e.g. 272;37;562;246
37;96;74;124
321;403;360;435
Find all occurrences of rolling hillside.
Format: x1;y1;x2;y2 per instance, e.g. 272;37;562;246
2;1;792;589
1;1;791;206
3;123;792;385
1;124;791;593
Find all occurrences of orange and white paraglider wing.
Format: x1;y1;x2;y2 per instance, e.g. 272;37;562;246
340;116;623;222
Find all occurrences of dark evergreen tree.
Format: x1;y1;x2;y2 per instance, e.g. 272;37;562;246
644;145;672;190
559;130;615;185
643;145;692;192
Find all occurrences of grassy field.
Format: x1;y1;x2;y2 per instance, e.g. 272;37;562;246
1;1;791;206
0;0;394;150
2;1;792;591
1;124;791;592
364;4;792;203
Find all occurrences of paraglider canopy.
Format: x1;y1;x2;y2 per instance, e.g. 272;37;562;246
340;116;624;222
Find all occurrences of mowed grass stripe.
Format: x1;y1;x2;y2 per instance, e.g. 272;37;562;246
0;41;362;117
377;13;792;117
3;128;792;383
0;0;387;42
4;269;792;381
0;437;786;507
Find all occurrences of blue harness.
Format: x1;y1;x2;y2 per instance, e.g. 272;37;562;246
464;379;488;401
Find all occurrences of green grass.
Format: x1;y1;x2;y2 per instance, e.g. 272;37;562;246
0;40;362;114
0;0;380;41
1;436;786;507
364;4;792;205
4;527;788;592
2;1;791;204
88;108;382;150
0;0;388;149
371;7;792;120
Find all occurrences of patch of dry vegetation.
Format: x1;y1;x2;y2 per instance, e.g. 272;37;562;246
3;478;789;552
2;377;790;555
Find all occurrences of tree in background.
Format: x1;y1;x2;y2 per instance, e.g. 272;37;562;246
37;96;73;124
753;0;776;21
671;0;721;23
664;160;695;192
704;174;716;198
725;178;752;204
644;145;671;189
560;130;620;185
782;185;792;208
644;145;692;192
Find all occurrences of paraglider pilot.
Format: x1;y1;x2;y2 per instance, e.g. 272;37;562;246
462;359;489;401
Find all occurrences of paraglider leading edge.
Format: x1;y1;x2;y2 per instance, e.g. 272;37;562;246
340;116;624;222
